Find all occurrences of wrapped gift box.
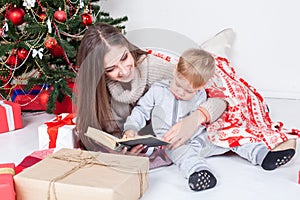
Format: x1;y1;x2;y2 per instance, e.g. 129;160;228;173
38;113;78;150
15;149;55;174
0;100;22;133
0;163;16;200
11;83;74;113
54;82;75;115
11;84;49;111
14;148;149;200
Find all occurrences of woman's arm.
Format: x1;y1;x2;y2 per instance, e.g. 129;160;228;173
200;98;228;122
162;98;227;149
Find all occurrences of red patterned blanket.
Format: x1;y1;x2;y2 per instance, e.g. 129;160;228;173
205;57;299;150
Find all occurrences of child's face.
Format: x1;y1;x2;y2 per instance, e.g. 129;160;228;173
170;72;204;101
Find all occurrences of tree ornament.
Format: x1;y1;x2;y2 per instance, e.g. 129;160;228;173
32;48;44;59
44;37;57;49
23;0;36;9
54;9;67;23
38;13;47;22
39;90;50;105
81;13;93;26
6;54;20;67
7;7;26;25
50;45;64;57
17;48;29;60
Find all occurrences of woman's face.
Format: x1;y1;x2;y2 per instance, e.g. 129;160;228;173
104;45;135;82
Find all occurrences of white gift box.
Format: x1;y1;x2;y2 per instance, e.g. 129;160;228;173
38;113;78;150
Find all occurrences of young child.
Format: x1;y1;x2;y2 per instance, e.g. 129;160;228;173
123;48;219;191
123;48;295;192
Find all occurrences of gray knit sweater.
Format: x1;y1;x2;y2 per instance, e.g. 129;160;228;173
106;54;226;133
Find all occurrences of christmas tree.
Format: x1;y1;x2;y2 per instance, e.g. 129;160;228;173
0;0;127;113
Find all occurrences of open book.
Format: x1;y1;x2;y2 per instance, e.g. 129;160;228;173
85;127;169;151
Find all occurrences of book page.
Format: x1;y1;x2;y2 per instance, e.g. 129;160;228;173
85;127;118;150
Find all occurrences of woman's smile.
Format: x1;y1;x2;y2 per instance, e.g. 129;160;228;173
104;45;135;82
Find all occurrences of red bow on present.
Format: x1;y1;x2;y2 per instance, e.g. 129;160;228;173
45;113;75;148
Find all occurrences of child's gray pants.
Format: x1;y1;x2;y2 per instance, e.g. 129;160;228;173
165;131;269;178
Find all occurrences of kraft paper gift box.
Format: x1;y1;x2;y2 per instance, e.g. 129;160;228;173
0;163;16;200
0;100;22;134
38;113;78;150
14;148;149;200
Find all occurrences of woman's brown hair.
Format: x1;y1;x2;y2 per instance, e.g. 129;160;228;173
75;23;147;146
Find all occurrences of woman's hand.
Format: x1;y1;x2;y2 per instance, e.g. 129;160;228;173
121;144;145;156
162;108;207;150
120;130;145;156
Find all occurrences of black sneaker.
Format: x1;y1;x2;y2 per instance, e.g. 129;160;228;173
188;170;217;191
261;149;295;170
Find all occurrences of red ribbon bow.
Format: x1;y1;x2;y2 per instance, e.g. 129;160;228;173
45;113;75;148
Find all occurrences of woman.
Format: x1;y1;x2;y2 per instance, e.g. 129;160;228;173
75;22;226;154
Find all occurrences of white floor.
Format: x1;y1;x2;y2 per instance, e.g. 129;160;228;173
1;98;299;200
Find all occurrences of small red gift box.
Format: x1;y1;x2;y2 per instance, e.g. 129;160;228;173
54;82;75;115
11;83;74;114
11;85;49;111
0;101;22;134
15;149;55;174
0;163;16;200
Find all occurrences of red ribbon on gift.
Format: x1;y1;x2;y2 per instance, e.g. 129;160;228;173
45;113;75;148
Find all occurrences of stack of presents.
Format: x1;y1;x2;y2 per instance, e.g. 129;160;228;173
0;86;149;200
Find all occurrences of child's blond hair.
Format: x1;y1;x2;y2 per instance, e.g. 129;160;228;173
177;48;215;88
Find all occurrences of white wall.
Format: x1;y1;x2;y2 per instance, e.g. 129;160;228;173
100;0;300;99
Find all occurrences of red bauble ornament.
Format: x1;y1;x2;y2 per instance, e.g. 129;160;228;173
17;48;29;60
39;90;50;105
6;55;20;67
44;37;57;49
54;9;67;22
81;13;93;26
50;45;64;57
7;7;25;25
38;13;47;22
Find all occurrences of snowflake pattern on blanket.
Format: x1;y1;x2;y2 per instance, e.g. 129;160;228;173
205;57;299;150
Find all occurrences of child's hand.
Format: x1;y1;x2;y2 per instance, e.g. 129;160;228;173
162;110;202;150
122;130;137;139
